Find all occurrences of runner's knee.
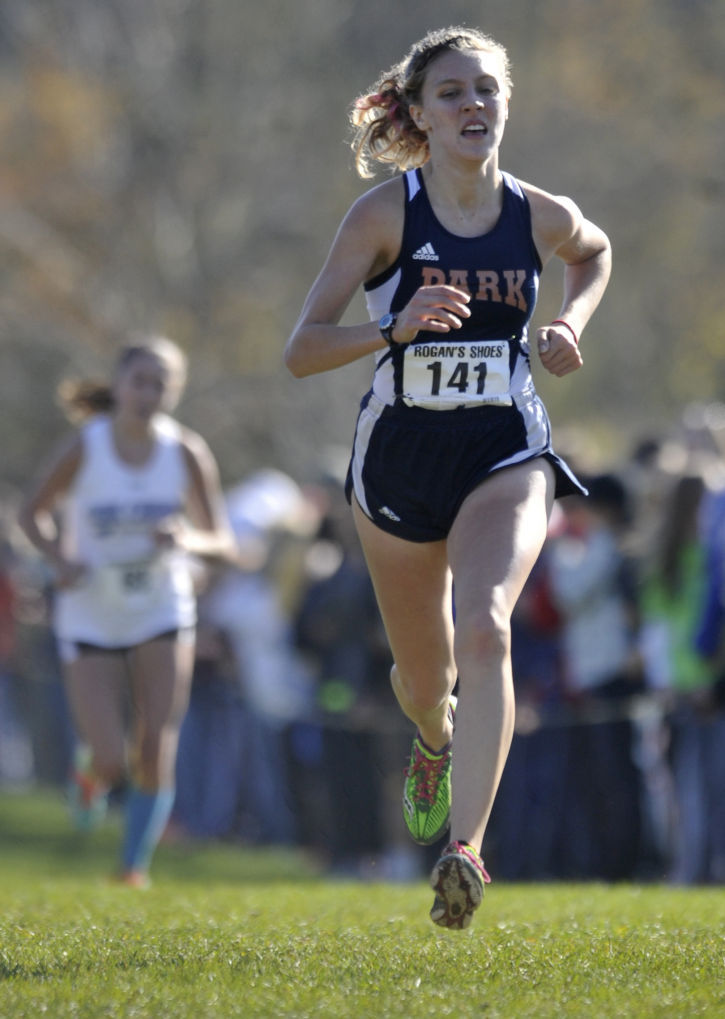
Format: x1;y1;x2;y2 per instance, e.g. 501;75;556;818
454;608;510;672
393;663;456;715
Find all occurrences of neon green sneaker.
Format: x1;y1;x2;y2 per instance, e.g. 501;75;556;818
402;697;456;846
429;840;491;930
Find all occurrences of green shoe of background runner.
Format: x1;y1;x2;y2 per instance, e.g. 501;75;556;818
68;745;108;832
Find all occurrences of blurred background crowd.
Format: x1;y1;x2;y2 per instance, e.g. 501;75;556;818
3;402;725;886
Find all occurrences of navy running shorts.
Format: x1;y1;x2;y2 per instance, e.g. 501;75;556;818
345;391;585;542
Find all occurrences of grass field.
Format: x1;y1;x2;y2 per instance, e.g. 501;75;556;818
1;790;724;1018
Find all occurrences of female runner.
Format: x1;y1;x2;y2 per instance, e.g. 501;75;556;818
20;335;235;886
285;27;611;928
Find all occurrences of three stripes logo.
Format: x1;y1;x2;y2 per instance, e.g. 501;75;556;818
412;242;439;261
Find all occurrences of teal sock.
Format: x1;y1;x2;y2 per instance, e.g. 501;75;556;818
121;786;175;873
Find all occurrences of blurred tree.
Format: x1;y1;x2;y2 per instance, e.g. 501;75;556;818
0;0;722;489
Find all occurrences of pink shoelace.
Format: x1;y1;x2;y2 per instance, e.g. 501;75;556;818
444;841;492;884
404;742;449;807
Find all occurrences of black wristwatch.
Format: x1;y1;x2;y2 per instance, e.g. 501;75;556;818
378;313;398;348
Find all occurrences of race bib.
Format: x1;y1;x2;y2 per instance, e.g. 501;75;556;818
97;560;161;610
402;340;513;409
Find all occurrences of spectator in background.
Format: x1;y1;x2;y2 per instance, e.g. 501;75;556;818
6;534;74;787
18;336;235;886
548;473;644;880
172;606;247;840
199;469;317;845
489;518;569;880
639;469;716;882
293;476;394;876
689;473;725;883
0;499;34;786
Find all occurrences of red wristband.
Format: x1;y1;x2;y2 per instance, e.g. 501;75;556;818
551;319;579;345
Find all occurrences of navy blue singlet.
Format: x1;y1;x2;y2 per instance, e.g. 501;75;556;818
364;169;541;409
346;168;586;541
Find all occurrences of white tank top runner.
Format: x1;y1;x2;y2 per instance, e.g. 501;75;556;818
54;414;196;646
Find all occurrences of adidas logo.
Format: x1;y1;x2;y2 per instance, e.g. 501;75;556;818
379;505;401;522
412;242;439;261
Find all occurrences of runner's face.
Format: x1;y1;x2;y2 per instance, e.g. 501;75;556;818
114;354;176;420
410;48;509;162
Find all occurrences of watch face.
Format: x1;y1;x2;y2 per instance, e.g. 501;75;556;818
380;314;394;330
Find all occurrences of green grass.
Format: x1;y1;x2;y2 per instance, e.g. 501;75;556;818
1;791;724;1017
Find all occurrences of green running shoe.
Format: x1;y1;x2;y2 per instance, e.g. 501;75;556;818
429;840;491;930
402;697;456;846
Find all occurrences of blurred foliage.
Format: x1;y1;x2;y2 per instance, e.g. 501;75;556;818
0;0;723;490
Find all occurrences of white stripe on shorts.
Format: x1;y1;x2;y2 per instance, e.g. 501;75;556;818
350;394;386;519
